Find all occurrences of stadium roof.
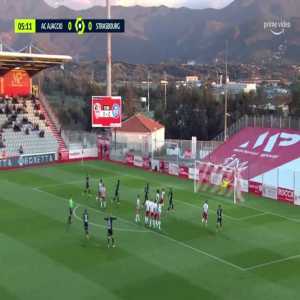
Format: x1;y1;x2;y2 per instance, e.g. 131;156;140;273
0;51;72;76
117;113;164;133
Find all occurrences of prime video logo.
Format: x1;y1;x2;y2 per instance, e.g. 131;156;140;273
264;19;291;36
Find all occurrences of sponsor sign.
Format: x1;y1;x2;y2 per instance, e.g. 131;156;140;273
17;153;56;166
133;155;143;168
262;185;277;200
169;163;179;176
277;187;294;203
206;128;300;180
162;161;169;174
69;148;97;159
91;96;122;128
0;153;56;168
179;165;189;178
249;181;263;196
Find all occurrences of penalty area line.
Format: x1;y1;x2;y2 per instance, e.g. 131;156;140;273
33;185;245;271
244;254;300;271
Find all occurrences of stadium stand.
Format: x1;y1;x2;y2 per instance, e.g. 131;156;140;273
0;96;59;158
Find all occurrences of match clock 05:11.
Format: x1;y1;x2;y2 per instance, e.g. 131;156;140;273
14;19;36;33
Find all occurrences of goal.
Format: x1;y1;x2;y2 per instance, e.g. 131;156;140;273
193;160;244;204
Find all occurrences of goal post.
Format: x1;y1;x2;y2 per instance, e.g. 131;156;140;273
193;160;244;204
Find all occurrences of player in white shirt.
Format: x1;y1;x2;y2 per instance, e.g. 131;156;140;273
202;201;209;226
149;200;155;228
160;188;165;207
100;184;107;208
96;178;103;202
135;195;141;223
157;203;162;230
144;199;151;225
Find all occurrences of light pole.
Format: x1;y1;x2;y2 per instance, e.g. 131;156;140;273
224;41;228;142
161;72;167;110
147;71;150;112
106;0;112;96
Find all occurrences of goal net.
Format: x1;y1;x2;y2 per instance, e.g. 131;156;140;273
193;160;244;204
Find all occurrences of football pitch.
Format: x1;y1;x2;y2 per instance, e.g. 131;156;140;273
1;160;300;300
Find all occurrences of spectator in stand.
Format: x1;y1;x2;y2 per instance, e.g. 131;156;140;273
39;130;45;138
19;145;24;154
25;127;30;135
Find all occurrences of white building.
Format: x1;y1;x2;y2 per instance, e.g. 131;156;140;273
115;113;165;154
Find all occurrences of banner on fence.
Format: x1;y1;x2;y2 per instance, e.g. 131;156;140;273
125;153;134;165
69;148;97;160
277;187;294;203
143;157;151;169
133;155;143;168
262;185;277;200
249;181;263;196
169;163;179;176
0;153;56;168
179;165;189;178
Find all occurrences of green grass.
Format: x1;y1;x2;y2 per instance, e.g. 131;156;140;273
1;160;300;300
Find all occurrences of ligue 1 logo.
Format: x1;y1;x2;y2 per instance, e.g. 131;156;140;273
264;19;291;36
112;103;120;118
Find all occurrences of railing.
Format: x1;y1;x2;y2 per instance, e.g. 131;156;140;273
39;92;62;131
213;115;300;141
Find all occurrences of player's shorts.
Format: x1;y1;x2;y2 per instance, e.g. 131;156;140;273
157;213;161;220
69;208;73;215
145;210;149;217
86;184;90;190
107;229;113;236
202;212;208;220
217;217;222;226
84;222;89;233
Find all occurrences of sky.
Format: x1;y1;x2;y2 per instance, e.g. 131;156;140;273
46;0;235;10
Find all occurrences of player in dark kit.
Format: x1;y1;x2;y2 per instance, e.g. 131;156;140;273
216;205;223;231
83;209;89;239
144;183;149;204
113;179;120;203
167;188;174;211
84;175;91;196
104;216;117;248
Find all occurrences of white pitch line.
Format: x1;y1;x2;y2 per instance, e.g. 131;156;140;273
33;185;246;271
235;212;267;221
73;205;148;233
33;187;147;232
149;230;246;271
245;254;300;271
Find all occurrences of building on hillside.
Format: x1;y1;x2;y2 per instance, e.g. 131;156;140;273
114;113;165;154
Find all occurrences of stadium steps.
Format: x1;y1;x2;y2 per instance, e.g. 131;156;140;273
38;101;67;152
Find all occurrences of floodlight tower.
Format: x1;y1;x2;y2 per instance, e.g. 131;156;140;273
106;0;112;96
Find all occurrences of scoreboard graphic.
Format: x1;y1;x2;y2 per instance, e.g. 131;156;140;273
91;96;122;128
